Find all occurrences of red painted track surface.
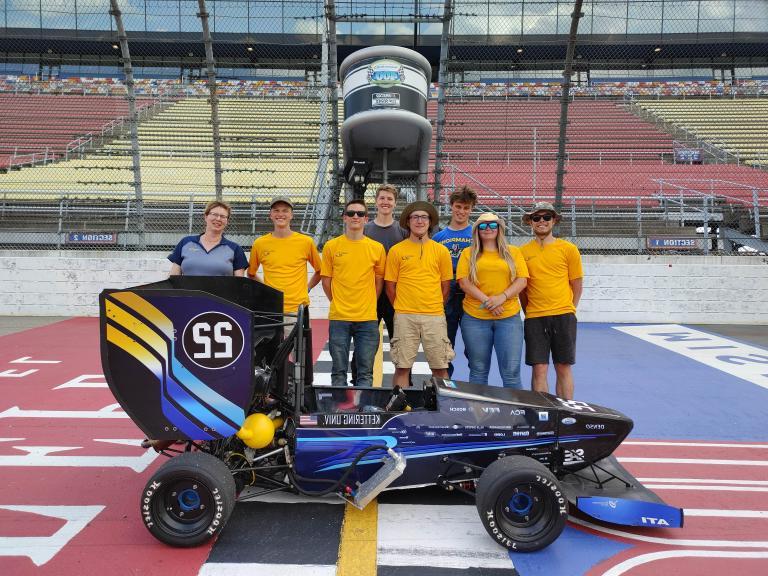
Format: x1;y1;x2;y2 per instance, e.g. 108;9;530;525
0;318;328;576
2;318;767;575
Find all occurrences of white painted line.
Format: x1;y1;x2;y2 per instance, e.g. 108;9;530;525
638;477;768;486
383;361;432;375
0;444;158;472
618;457;768;466
53;374;107;389
569;516;768;548
637;478;768;486
645;484;768;492
199;564;336;576
0;403;127;419
625;440;768;449
377;504;514;569
614;324;768;390
684;508;768;519
10;356;61;364
602;550;768;576
0;505;104;566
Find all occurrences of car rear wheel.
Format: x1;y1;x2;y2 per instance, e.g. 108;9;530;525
140;451;236;547
475;455;568;552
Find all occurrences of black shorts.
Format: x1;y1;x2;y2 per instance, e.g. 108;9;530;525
524;313;577;366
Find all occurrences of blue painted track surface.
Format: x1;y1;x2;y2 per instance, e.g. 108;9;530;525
452;322;768;441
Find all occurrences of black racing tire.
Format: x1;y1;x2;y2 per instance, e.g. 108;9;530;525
476;455;568;552
140;451;236;547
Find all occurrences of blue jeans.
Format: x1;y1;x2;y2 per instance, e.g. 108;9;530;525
329;320;380;387
444;280;465;377
460;313;524;389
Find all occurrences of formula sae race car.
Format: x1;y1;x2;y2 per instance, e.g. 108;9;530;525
100;276;682;551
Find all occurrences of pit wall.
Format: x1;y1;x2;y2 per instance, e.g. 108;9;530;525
1;251;767;324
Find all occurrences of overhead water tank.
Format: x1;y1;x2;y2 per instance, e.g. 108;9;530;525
339;46;433;188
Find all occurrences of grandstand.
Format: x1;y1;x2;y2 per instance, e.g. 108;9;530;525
0;96;338;200
635;99;768;166
0;0;766;254
0;94;153;171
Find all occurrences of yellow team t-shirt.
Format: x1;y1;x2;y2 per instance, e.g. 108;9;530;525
385;239;453;315
520;238;583;319
321;235;386;322
456;246;529;320
248;232;322;313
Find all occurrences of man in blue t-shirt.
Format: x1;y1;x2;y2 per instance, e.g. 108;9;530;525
432;185;477;376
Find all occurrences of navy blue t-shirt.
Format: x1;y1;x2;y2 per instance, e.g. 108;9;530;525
168;235;248;276
432;225;473;275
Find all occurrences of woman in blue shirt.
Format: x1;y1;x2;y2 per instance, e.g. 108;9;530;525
168;200;248;276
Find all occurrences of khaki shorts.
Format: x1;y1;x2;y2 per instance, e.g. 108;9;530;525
391;313;455;370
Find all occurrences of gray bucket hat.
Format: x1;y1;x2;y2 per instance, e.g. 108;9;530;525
522;201;561;224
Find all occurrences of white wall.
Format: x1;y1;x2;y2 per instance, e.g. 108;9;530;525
1;250;767;323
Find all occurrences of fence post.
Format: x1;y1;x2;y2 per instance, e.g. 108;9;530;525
753;187;760;240
636;197;642;255
703;196;710;256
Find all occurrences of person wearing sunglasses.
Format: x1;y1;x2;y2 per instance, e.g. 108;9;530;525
248;197;322;318
350;184;409;384
321;200;386;387
520;202;583;400
385;201;455;388
168;200;248;277
456;213;529;388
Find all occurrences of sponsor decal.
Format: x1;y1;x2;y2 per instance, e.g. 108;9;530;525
563;448;585;465
536;430;555;437
481;406;501;414
561;417;576;425
557;398;597;412
367;59;405;87
449;406;468;412
510;408;526;416
182;311;244;370
641;516;670;526
538;411;549;422
585;423;605;430
372;92;400;107
319;413;382;427
441;432;464;438
591;499;618;509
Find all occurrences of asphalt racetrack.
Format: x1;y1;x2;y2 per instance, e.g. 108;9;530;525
1;317;767;576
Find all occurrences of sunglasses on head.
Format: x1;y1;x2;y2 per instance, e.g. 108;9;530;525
477;222;499;230
531;214;553;222
344;210;366;217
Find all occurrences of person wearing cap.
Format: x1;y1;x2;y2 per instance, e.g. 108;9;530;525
385;201;455;388
168;200;248;277
432;185;478;376
321;199;386;387
456;213;528;388
519;202;583;400
248;197;322;316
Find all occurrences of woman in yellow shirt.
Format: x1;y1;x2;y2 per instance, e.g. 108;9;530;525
456;213;529;388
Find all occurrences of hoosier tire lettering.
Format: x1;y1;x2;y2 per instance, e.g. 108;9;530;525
476;455;568;552
140;451;236;547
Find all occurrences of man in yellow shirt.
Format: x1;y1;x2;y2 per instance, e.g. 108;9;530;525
321;200;386;387
385;201;455;388
519;202;583;400
248;197;322;319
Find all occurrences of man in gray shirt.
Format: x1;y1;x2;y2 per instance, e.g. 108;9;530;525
363;184;408;339
350;184;407;385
